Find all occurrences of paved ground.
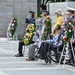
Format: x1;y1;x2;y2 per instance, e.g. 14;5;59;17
0;38;75;75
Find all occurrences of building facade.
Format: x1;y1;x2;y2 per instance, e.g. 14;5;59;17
0;0;37;39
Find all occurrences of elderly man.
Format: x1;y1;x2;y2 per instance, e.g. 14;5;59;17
37;25;62;59
67;7;75;66
67;7;75;46
26;30;39;61
53;9;64;35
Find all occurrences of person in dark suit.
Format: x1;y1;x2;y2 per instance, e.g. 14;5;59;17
67;7;75;66
14;11;36;57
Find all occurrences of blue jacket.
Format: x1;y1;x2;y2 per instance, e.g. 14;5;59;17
25;18;35;25
25;17;36;30
46;34;62;46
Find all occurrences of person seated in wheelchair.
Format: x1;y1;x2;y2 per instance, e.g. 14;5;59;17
26;30;39;61
37;25;62;59
26;10;49;61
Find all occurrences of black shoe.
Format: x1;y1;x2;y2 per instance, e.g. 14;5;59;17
14;53;23;57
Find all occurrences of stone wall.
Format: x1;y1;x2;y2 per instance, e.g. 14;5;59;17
0;0;37;39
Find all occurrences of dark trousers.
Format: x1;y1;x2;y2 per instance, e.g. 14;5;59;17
72;42;75;62
18;42;24;54
69;42;75;63
18;41;34;54
38;42;50;59
38;42;63;59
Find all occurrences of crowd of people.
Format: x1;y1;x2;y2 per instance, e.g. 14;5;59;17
14;7;75;66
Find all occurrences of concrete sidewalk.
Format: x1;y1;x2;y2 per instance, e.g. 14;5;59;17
0;38;75;75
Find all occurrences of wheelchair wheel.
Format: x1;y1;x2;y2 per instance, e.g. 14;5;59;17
49;47;71;64
48;49;59;63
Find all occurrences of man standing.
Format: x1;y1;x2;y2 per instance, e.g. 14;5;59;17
67;7;75;66
14;11;35;57
53;9;64;35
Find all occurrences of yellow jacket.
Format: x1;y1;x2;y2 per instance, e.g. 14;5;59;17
53;16;64;35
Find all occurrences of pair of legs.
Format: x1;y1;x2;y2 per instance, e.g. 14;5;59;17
71;42;75;63
26;43;38;61
72;42;75;52
15;41;24;57
68;41;75;66
15;41;37;59
38;41;63;60
38;42;50;59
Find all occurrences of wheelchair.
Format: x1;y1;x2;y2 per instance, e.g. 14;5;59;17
34;42;51;64
46;43;72;64
34;34;71;64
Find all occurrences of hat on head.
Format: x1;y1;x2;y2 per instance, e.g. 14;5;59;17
29;11;35;14
67;7;75;14
67;7;75;12
55;9;64;15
